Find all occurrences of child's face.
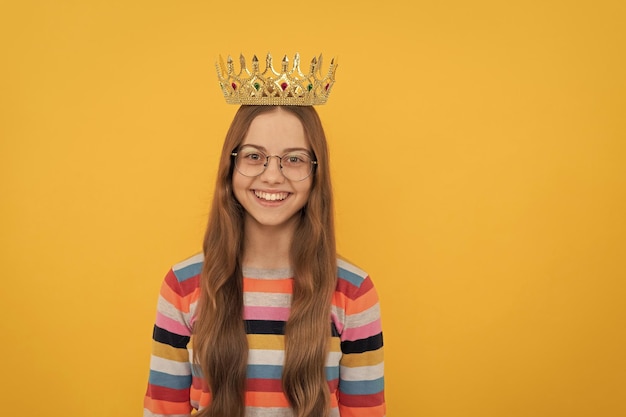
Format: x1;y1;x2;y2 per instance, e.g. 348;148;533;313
232;108;313;232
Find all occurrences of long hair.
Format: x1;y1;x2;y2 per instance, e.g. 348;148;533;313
193;105;337;417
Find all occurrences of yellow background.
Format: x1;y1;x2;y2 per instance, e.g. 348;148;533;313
1;1;624;416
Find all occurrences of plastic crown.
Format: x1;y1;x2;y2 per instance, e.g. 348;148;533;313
216;52;337;106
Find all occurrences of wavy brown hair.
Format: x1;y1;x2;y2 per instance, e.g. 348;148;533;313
193;105;337;417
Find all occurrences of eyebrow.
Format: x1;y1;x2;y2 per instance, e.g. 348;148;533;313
241;144;312;154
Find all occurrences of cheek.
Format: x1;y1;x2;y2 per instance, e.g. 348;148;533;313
232;173;249;201
297;180;313;200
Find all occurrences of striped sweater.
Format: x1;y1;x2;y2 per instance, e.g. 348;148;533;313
144;253;385;417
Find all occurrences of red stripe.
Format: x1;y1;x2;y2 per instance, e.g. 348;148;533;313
339;391;385;407
336;275;373;300
327;378;339;392
165;269;200;297
145;383;190;402
247;378;283;392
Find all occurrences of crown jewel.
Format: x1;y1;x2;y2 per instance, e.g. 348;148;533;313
216;53;337;106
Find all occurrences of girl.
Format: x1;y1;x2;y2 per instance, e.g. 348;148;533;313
144;56;385;417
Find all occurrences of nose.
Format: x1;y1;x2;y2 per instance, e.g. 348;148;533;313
260;155;284;183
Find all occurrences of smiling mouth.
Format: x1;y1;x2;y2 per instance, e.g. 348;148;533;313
254;190;290;201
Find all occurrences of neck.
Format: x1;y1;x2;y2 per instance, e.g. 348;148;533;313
242;216;297;269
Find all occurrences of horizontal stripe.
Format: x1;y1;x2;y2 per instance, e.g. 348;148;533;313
243;266;293;279
247;377;283;392
340;362;384;382
244;292;291;308
339;377;385;396
248;348;344;367
244;305;290;321
341;318;382;342
341;333;383;354
341;348;384;368
245;391;290;407
246;333;285;350
149;370;192;390
247;364;282;379
245;320;286;335
152;340;189;362
338;396;386;411
245;320;340;338
155;311;191;336
149;355;191;376
243;277;293;292
145;384;189;402
248;348;285;366
153;326;190;349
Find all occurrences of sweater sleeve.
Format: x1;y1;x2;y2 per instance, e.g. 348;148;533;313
143;269;195;417
338;275;386;417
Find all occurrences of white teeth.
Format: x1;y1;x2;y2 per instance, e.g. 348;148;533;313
254;191;289;201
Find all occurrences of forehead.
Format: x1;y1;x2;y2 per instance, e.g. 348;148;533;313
242;109;309;151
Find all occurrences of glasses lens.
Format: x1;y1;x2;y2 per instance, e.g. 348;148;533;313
281;152;314;181
235;147;266;177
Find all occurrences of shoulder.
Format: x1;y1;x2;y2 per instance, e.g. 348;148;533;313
337;257;369;285
167;252;204;287
336;256;376;298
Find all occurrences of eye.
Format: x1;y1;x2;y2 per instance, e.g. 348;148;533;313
283;153;309;166
238;148;266;164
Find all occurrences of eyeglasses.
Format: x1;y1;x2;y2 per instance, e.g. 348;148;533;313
232;145;317;182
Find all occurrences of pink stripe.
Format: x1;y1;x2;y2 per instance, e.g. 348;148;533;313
156;312;191;336
341;319;381;342
244;306;290;321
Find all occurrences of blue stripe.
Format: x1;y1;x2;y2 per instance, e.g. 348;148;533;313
174;263;202;282
339;377;384;395
149;370;192;390
246;365;340;381
247;364;282;379
326;366;339;380
337;266;365;287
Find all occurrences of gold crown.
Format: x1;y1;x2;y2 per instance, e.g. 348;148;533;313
216;53;337;106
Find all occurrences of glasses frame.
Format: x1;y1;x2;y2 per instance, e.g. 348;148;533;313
231;146;318;182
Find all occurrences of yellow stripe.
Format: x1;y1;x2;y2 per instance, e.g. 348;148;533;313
153;340;190;362
341;347;384;367
247;334;285;350
329;336;341;353
246;334;342;353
